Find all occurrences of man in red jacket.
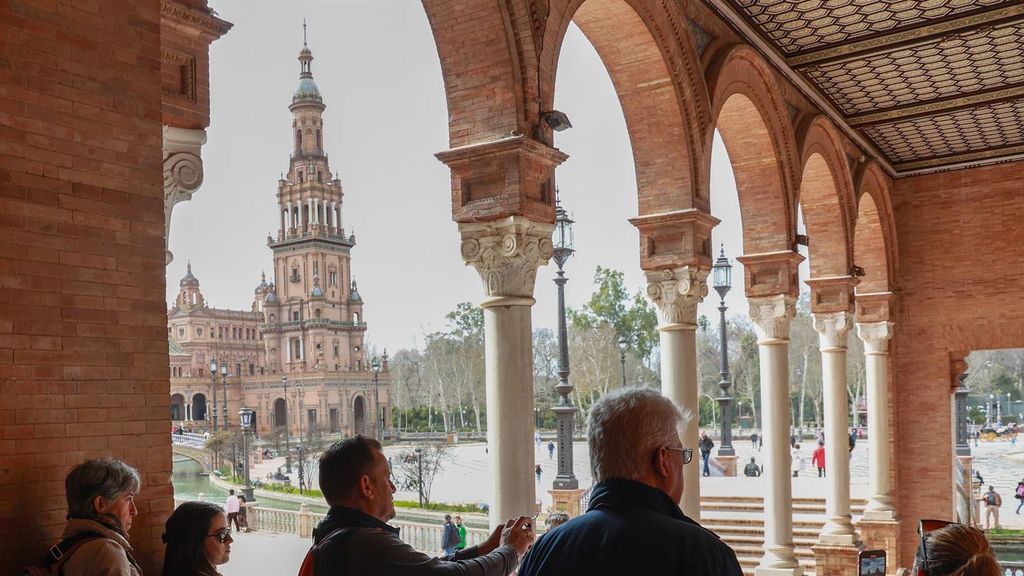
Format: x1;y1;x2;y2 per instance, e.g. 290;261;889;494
812;441;826;478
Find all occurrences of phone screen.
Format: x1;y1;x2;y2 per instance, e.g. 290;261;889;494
858;550;886;576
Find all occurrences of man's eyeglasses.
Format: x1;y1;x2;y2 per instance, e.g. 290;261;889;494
916;519;954;575
664;446;693;465
208;528;233;543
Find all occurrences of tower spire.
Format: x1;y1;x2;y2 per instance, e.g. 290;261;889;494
303;18;307;48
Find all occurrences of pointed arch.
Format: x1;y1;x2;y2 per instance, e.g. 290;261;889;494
796;115;856;278
706;45;798;255
854;161;897;294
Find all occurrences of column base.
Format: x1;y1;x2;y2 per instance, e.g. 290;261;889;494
548;487;587;518
857;518;901;575
755;564;803;576
812;542;861;576
716;455;738;476
861;507;898;522
818;530;860;546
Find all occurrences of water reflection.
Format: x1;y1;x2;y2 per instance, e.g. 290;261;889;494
172;456;326;513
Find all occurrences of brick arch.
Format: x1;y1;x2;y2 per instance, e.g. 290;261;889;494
796;115;856;278
854;162;897;294
541;0;711;212
421;1;530;147
706;45;797;254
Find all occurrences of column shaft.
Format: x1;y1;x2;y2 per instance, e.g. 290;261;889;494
660;327;700;518
484;303;535;525
814;312;857;544
858;322;896;520
751;296;801;576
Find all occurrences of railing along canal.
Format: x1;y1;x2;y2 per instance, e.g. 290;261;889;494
173;497;488;552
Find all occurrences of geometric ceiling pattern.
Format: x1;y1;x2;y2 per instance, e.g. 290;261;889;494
712;0;1024;174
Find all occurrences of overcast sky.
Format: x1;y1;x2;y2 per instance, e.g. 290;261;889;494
167;0;800;352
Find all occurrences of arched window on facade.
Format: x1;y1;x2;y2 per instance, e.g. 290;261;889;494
298;171;304;183
316;129;322;150
353;311;360;324
295;129;302;151
314;308;321;320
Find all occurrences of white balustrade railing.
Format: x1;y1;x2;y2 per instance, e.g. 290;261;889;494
171;432;208;448
173;497;487;554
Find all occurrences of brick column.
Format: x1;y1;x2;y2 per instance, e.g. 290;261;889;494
632;208;719;518
437;136;566;525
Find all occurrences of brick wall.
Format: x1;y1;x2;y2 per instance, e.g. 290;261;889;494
0;1;170;573
892;160;1024;562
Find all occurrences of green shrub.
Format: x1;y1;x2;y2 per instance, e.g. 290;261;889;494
259;482;324;500
393;500;483;513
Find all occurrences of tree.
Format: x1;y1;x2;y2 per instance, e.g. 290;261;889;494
568;266;659;369
394;444;452;505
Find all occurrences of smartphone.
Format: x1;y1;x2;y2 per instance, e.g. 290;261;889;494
858;549;886;576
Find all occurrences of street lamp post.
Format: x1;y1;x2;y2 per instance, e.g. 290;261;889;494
414;446;424;507
955;373;970;457
617;335;628;388
371;355;383;441
989;393;995;427
209;358;219;431
297;442;305;495
238;407;256;502
711;245;735;458
552;198;579;491
282;375;291;473
220;364;229;429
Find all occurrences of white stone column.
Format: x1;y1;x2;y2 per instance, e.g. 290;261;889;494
813;311;859;545
645;266;708;520
460;216;554;526
163;126;207;265
750;295;802;576
858;321;896;520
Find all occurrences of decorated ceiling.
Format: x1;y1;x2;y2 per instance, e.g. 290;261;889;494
708;0;1024;175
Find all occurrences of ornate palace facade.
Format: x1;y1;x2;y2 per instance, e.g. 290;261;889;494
168;40;389;438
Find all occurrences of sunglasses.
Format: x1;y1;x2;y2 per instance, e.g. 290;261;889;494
917;519;954;575
208;528;233;544
664;446;693;465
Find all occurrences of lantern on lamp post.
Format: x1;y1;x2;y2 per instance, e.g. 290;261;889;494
209;358;219;431
238;407;256;502
551;197;579;491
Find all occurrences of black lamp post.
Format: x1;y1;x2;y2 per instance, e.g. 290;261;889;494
282;375;291;473
711;245;735;458
220;364;229;430
209;358;219;431
551;197;579;490
239;407;256;502
955;373;970;457
371;354;382;441
617;334;628;388
297;442;305;495
414;446;424;507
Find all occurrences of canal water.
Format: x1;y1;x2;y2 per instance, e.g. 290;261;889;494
172;456;327;513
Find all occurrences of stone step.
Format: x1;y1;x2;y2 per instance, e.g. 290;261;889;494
702;501;866;514
729;543;817;558
737;555;816;576
716;533;819;547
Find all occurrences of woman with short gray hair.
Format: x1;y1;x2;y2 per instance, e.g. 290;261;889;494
55;458;143;576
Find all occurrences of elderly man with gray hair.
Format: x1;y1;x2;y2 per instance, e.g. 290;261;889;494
518;387;741;575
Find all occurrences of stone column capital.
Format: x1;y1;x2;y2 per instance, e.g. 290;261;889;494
748;295;796;342
644;266;709;329
459;216;554;305
812;311;853;351
163;126;207;265
856;321;893;355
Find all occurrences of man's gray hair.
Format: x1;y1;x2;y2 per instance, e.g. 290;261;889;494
588;387;690;482
65;458;141;520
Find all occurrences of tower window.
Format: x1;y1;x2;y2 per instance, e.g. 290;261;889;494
329;270;337;286
316;129;322;150
298;172;304;183
317;170;323;182
295;130;302;151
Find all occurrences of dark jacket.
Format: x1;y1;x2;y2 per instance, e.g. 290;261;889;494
311;505;518;576
442;521;460;550
518;479;742;576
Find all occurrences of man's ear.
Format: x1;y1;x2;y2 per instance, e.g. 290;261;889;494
653;447;670;479
359;474;375;500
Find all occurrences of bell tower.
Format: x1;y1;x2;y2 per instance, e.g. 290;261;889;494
264;28;366;375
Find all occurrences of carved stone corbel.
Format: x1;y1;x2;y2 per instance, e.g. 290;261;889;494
163;126;207;264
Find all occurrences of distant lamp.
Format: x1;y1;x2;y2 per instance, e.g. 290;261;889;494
210;358;217;375
221;364;228;377
541;110;572;132
371;356;380;374
553;198;574;267
239;407;255;430
712;244;732;300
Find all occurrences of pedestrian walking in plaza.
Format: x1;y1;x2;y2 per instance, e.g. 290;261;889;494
161;500;232;576
441;514;460;555
1015;478;1024;514
454;515;467;551
791;443;804;477
535;464;543;483
225;489;241;532
547;441;555;460
812;441;826;478
302;435;532;575
981;485;1002;529
699;432;715;477
517;387;742;576
750;432;759;451
743;457;761;477
236;494;249;532
848;428;857;453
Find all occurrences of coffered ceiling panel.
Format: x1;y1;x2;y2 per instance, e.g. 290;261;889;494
709;0;1024;175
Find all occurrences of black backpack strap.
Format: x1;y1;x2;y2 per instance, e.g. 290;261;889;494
44;531;104;567
311;527;356;576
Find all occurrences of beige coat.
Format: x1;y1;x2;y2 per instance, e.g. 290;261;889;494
59;518;142;576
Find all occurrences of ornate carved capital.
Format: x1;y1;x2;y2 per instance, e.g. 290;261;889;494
459;216;554;303
644;266;709;328
856;321;893;355
748;295;796;342
163;126;207;264
813;311;853;351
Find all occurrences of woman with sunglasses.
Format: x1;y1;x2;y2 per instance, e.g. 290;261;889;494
913;521;1000;576
162;501;233;575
